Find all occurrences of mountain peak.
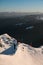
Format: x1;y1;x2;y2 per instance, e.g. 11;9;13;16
0;34;17;54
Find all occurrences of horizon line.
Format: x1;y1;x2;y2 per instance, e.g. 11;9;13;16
0;11;43;13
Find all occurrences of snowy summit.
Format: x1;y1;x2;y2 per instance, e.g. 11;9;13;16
0;42;43;65
0;34;17;54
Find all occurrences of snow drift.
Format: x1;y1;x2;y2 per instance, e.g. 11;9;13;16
0;42;43;65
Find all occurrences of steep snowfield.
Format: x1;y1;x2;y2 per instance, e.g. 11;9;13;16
0;43;43;65
0;34;17;54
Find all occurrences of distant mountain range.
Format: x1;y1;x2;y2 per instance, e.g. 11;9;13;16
0;12;43;18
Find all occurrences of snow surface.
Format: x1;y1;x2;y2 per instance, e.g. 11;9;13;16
26;26;34;30
0;42;43;65
36;16;43;20
0;34;17;54
16;23;23;26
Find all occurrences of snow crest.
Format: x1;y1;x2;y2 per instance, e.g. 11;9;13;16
0;38;43;65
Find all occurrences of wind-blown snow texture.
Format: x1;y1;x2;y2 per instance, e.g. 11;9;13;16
0;34;17;54
0;42;43;65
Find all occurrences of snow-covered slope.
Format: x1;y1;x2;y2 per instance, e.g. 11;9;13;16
0;34;17;54
0;42;43;65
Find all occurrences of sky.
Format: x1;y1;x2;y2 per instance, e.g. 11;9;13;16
0;0;43;12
